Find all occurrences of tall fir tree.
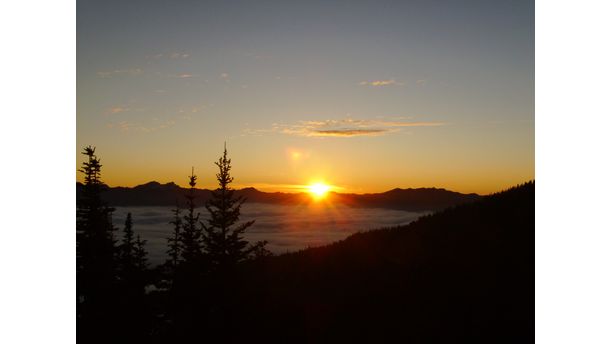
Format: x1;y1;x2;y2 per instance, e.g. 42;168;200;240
76;145;118;342
179;168;203;266
135;234;149;273
169;170;207;340
166;202;182;270
118;212;136;277
203;144;269;270
116;213;150;342
118;212;149;287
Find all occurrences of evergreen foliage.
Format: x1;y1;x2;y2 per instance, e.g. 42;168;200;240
165;203;182;270
118;212;148;285
118;212;136;277
76;146;118;343
178;168;204;266
202;144;269;270
135;234;149;272
116;213;150;343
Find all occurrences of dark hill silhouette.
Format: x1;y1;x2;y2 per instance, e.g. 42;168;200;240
76;181;481;211
224;181;534;343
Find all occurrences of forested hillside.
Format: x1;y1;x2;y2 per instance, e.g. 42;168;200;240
230;182;534;343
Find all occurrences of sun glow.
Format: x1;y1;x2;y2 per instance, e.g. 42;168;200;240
308;182;331;199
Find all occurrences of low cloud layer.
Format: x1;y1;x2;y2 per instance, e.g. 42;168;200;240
113;204;428;264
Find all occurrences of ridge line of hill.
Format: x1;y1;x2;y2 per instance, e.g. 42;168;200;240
76;181;482;211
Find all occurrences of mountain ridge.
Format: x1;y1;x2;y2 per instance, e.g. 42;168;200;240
76;181;481;211
231;181;535;342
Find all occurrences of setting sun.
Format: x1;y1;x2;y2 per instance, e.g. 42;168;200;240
308;182;331;198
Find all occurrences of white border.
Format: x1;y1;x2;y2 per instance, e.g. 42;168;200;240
0;0;76;343
2;0;612;342
536;0;612;343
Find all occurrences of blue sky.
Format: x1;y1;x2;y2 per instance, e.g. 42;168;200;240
77;0;534;193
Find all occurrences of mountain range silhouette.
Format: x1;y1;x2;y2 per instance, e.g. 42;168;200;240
76;181;481;211
225;181;535;342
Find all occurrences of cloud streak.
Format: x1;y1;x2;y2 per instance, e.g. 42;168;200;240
312;129;387;137
170;52;190;59
97;68;143;78
106;104;204;133
167;73;197;79
109;106;129;114
107;119;177;133
147;52;190;60
246;118;445;138
359;79;403;87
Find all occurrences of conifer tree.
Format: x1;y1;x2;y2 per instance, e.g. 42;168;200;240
203;144;269;270
135;234;149;273
166;203;182;270
118;212;136;277
76;145;117;341
118;212;149;287
116;214;149;342
179;168;203;265
169;171;206;339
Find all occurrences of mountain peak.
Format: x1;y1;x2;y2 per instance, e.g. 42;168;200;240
138;181;161;187
133;181;181;190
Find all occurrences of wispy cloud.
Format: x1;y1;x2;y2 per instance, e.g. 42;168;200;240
107;119;177;133
245;118;445;138
108;106;129;114
177;104;205;115
147;52;190;60
312;129;387;137
106;104;146;115
170;52;190;59
106;104;204;132
97;68;143;78
359;79;404;87
167;73;197;79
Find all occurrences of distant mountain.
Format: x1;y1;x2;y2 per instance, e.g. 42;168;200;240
76;181;481;211
232;181;535;342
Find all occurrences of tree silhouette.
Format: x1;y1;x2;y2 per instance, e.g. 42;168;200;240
163;169;208;341
116;213;150;342
118;212;148;285
179;168;204;266
202;144;269;270
118;212;136;276
165;203;182;271
197;144;269;340
135;234;149;273
76;145;117;343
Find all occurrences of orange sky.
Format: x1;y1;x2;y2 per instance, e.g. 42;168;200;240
77;1;534;196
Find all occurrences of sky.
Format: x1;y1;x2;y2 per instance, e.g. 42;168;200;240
77;0;534;194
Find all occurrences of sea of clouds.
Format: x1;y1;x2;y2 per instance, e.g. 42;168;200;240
112;203;428;265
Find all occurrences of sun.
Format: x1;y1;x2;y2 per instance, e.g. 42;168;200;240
308;182;331;199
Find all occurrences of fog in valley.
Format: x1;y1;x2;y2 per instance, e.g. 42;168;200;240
112;203;428;265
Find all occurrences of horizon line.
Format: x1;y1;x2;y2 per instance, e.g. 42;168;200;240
72;179;535;196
